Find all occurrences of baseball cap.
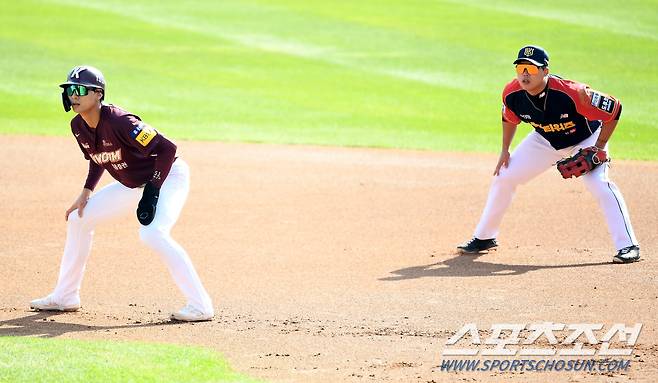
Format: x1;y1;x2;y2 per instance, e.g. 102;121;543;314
513;45;549;67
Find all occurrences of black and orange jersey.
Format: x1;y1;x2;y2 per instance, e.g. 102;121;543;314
501;75;622;149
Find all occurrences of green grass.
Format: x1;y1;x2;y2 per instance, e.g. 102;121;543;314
0;336;259;383
1;0;657;159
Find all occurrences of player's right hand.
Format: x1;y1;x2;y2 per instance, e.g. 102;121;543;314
493;150;510;176
65;189;92;221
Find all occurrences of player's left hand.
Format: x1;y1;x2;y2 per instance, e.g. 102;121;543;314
493;150;511;176
137;182;160;225
66;188;92;221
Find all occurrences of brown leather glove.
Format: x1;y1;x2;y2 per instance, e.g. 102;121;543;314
557;146;609;179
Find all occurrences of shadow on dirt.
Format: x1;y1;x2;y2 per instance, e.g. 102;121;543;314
0;311;179;338
380;253;611;281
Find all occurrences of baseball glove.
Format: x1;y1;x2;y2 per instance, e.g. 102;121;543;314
556;146;609;179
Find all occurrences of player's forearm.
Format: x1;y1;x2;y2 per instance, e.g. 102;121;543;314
83;161;104;191
595;102;622;149
149;138;177;189
595;120;618;149
80;188;92;197
501;121;518;152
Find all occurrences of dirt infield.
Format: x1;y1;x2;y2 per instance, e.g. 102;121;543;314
1;135;656;382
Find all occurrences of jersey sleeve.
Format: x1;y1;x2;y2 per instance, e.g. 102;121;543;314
118;114;163;155
149;138;177;188
71;121;91;160
83;161;104;191
501;81;521;124
502;103;521;124
573;84;622;123
75;141;91;160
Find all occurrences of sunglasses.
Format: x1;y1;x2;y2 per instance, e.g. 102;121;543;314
515;64;542;75
65;84;98;97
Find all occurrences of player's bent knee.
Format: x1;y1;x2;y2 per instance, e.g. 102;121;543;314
492;172;524;188
67;211;92;229
139;225;168;246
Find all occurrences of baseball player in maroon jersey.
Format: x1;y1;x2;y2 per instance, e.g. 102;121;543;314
458;46;640;263
30;66;215;321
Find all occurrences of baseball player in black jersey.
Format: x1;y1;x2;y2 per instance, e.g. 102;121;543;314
30;66;215;321
458;46;640;263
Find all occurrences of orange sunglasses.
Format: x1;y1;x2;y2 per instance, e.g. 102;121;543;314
515;64;541;75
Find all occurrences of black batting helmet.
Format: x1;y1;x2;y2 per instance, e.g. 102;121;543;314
60;65;106;112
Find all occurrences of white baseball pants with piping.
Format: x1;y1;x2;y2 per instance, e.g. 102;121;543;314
50;159;213;314
473;130;638;251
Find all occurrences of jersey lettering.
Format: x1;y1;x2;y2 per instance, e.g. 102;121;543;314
111;162;129;170
90;149;123;165
530;121;576;133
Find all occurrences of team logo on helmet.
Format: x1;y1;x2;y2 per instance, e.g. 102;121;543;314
70;66;85;79
524;47;535;57
64;66;105;87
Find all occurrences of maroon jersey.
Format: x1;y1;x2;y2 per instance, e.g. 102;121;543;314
71;104;175;189
502;76;622;150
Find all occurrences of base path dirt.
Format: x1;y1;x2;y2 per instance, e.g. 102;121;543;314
1;135;656;382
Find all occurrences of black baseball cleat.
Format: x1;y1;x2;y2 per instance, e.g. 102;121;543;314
613;245;640;264
457;237;498;254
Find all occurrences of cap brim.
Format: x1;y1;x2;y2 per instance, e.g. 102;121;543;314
514;58;545;66
59;82;102;89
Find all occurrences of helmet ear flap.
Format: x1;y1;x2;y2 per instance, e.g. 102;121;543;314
61;90;71;112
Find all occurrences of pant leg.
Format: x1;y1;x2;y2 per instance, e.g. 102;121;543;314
51;182;141;304
138;159;214;314
578;140;638;250
474;131;564;239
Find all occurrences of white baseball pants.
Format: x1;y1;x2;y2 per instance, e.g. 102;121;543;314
50;159;214;314
474;130;638;251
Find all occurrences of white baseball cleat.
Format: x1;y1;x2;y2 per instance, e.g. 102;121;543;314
30;296;80;312
170;305;214;322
